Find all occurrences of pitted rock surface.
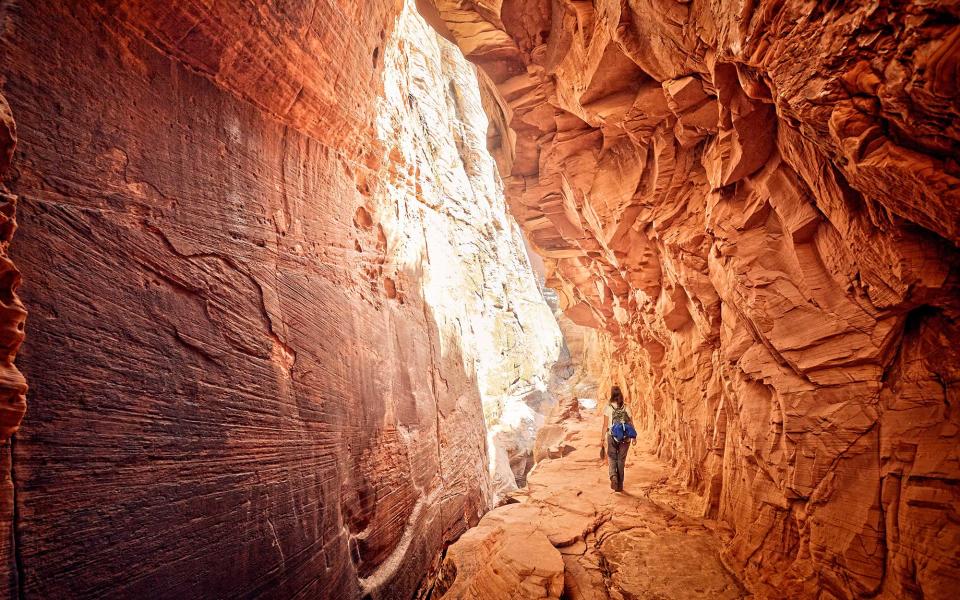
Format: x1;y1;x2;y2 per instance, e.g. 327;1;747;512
421;1;960;596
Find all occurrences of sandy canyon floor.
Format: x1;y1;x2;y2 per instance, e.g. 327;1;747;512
433;402;754;599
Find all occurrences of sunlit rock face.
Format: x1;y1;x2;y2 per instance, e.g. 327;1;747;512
545;288;602;402
422;1;960;597
374;0;564;504
0;1;556;598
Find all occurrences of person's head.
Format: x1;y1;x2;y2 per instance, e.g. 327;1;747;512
609;386;623;407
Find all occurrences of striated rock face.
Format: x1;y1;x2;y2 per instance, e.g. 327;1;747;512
0;0;559;598
373;0;564;506
421;1;960;597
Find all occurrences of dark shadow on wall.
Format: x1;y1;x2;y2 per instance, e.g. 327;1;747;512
2;1;489;599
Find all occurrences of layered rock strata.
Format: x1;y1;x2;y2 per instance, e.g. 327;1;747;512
421;1;960;597
374;0;564;504
0;1;559;597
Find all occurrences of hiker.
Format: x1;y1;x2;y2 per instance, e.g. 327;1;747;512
599;386;636;492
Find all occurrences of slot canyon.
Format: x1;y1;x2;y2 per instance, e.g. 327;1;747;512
0;0;957;598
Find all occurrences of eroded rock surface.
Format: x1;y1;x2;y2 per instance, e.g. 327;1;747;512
0;93;26;442
0;1;559;598
375;0;565;506
433;404;747;599
422;1;960;597
0;90;26;600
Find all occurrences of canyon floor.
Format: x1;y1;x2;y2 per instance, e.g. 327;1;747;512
433;402;752;599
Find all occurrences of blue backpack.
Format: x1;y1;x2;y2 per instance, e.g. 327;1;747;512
611;406;637;442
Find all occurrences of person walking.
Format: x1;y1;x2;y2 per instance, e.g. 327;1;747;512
600;386;634;492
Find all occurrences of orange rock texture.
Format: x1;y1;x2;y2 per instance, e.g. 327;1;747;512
0;1;558;598
420;0;960;597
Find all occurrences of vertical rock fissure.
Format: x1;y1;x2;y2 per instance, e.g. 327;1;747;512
10;436;24;600
418;215;448;529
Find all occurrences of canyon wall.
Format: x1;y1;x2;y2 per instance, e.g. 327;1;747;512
422;0;960;597
0;0;560;597
374;0;564;503
0;90;26;600
0;93;26;442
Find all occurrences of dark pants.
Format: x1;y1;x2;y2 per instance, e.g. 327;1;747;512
607;434;629;491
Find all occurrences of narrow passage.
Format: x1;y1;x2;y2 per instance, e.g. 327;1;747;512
431;399;748;599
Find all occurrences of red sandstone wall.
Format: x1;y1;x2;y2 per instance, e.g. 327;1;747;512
0;90;26;600
0;94;25;442
0;1;492;598
423;0;960;597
